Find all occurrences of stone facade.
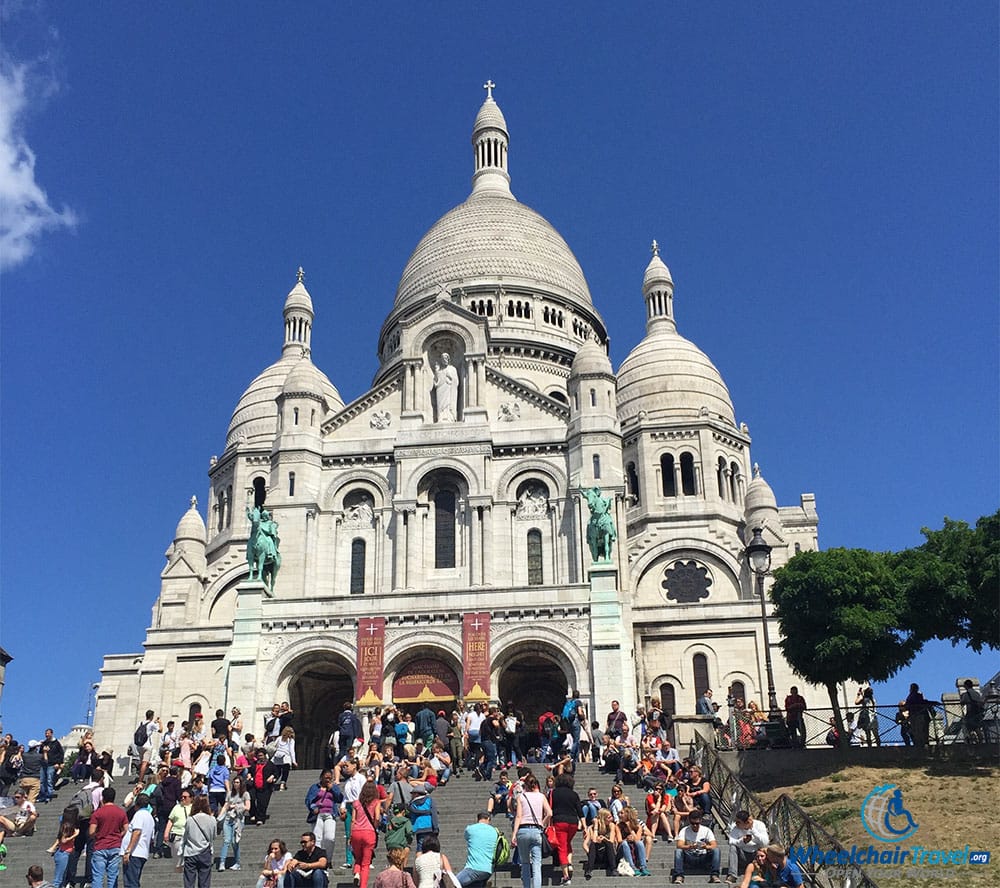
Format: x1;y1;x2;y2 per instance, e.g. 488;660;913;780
95;89;821;766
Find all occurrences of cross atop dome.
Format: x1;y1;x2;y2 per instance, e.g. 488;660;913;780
297;266;305;284
651;239;659;256
483;79;496;100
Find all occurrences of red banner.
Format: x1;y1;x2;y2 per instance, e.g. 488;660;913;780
355;617;385;706
392;658;460;704
462;612;491;701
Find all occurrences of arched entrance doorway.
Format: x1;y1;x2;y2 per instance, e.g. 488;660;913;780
286;652;355;769
497;649;572;749
391;657;460;714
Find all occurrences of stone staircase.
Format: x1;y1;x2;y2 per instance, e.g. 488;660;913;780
4;764;721;888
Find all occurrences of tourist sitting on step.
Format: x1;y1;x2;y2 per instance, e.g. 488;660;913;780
255;839;292;888
284;832;329;888
619;805;652;876
672;808;721;883
581;808;620;879
725;810;769;883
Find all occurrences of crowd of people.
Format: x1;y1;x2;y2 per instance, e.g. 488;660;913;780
0;690;860;888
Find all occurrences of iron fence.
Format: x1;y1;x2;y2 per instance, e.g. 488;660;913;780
692;734;879;888
712;699;997;750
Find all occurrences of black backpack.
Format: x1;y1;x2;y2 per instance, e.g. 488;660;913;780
338;710;356;738
133;722;149;749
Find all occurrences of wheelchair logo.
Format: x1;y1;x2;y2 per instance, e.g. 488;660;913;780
861;784;919;842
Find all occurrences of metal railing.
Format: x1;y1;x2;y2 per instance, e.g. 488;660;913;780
712;699;997;749
692;734;879;888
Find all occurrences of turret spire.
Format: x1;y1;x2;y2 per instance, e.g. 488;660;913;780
642;239;675;333
283;267;315;356
471;81;512;197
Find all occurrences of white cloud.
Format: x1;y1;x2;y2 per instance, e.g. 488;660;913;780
0;60;76;270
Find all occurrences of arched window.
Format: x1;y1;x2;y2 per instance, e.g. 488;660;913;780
592;454;601;479
730;461;740;503
717;457;728;498
661;454;676;497
434;489;457;569
293;407;299;425
527;529;543;586
252;477;267;508
681;452;697;495
590;388;597;407
549;390;568;405
730;680;747;708
693;653;710;705
288;472;296;497
350;539;366;595
626;462;640;505
216;491;225;532
187;702;203;725
225;485;233;528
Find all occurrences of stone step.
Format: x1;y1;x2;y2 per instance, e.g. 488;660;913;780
2;766;718;888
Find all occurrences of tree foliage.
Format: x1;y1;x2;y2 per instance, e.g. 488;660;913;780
770;548;921;744
771;548;921;687
892;511;999;652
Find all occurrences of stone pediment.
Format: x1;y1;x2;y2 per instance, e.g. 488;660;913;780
161;552;203;580
485;366;570;422
321;376;402;437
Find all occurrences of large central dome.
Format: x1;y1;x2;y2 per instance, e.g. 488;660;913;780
394;190;593;309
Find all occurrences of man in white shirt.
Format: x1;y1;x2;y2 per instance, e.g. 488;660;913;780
672;808;720;883
121;795;156;888
725;810;769;882
136;712;162;783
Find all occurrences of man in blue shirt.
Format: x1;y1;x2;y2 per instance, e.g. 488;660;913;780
765;843;803;887
455;811;498;887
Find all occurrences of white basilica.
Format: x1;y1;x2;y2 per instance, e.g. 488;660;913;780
95;87;820;765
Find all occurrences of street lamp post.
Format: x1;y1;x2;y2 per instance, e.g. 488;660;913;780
746;527;781;721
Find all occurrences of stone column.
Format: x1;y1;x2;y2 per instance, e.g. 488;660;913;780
393;509;406;591
482;504;493;586
225;581;265;713
469;505;480;586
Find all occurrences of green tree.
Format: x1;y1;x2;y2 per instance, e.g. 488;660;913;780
892;511;1000;652
770;548;921;745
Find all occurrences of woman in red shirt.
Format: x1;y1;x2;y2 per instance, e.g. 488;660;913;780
350;780;383;888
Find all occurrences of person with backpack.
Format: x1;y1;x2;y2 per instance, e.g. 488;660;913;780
338;704;362;763
133;712;162;784
501;704;524;767
406;786;438;852
561;692;586;762
453;811;500;887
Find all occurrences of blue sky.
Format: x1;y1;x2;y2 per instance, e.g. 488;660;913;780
1;3;997;739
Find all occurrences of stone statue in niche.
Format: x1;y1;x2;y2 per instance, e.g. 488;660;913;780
498;401;520;422
516;484;548;520
433;352;460;422
344;495;375;529
370;410;391;430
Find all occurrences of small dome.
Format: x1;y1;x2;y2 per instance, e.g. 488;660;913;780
617;327;735;424
282;356;328;399
473;97;508;135
643;252;673;294
284;278;313;314
227;355;343;448
174;496;206;545
571;339;613;376
744;464;779;514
